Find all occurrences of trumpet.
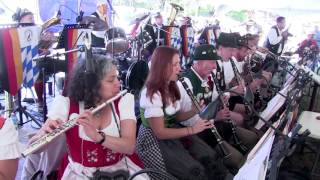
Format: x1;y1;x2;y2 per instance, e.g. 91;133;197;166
21;90;128;157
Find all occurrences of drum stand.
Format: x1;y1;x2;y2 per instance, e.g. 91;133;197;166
107;0;116;60
14;89;42;128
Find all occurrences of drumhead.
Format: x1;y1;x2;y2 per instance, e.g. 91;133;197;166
125;60;149;93
105;27;129;54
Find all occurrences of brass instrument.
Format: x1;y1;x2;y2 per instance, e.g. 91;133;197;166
167;3;184;26
41;17;61;33
38;17;61;50
178;75;231;158
21;90;127;157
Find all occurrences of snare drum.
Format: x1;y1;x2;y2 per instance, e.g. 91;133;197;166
105;27;129;54
163;26;182;50
125;60;149;93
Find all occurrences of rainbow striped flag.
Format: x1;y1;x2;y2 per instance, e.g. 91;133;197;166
64;28;91;74
0;26;40;95
0;28;22;95
61;27;91;95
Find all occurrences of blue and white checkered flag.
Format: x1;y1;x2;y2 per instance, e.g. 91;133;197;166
170;27;182;50
188;36;195;56
18;26;41;88
22;45;39;87
171;36;182;50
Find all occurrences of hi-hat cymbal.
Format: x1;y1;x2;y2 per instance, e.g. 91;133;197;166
81;16;108;31
129;13;150;25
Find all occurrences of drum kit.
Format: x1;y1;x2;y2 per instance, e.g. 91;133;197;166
38;2;222;95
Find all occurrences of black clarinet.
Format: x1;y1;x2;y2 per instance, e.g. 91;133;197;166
211;72;248;154
178;75;231;158
230;59;252;115
247;59;266;111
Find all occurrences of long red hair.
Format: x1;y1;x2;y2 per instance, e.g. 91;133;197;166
145;46;181;106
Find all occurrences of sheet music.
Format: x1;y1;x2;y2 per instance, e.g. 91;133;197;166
234;135;275;180
255;82;295;130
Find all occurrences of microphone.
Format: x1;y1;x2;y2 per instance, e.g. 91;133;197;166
84;33;97;88
57;7;61;17
76;10;84;23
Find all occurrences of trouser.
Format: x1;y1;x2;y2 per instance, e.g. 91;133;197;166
198;122;258;172
159;135;230;180
136;126;231;180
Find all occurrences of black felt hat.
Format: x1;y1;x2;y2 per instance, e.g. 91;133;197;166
193;44;220;61
216;32;248;48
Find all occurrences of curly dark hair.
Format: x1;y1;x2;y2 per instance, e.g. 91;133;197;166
68;54;117;108
12;8;33;23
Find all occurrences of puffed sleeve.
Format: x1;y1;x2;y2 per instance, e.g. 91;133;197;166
140;88;164;118
118;93;136;121
0;119;23;160
47;95;70;122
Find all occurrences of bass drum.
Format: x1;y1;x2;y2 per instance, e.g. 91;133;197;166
125;60;149;93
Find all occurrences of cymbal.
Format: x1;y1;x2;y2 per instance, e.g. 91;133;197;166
129;13;150;25
81;16;108;31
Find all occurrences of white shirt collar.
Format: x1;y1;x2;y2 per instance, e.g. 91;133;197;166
191;67;208;87
96;11;106;21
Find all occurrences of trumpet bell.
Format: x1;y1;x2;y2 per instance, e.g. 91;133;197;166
170;3;184;11
42;17;61;32
167;3;184;26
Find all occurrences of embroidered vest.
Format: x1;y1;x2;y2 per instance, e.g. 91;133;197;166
181;69;213;105
140;107;176;128
65;98;143;168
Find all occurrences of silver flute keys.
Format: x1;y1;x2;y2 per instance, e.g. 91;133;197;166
21;90;128;157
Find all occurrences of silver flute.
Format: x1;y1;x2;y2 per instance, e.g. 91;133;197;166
21;90;128;157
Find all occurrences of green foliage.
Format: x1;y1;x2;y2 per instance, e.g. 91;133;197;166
198;6;215;17
227;10;248;22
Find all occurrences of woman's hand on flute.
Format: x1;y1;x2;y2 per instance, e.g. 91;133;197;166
28;119;63;146
77;110;101;142
39;119;63;136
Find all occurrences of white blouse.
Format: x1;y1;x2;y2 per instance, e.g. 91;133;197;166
47;93;136;141
218;59;245;88
0;118;23;160
140;88;181;119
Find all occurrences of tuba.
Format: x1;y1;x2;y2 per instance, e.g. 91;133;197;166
167;3;184;26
